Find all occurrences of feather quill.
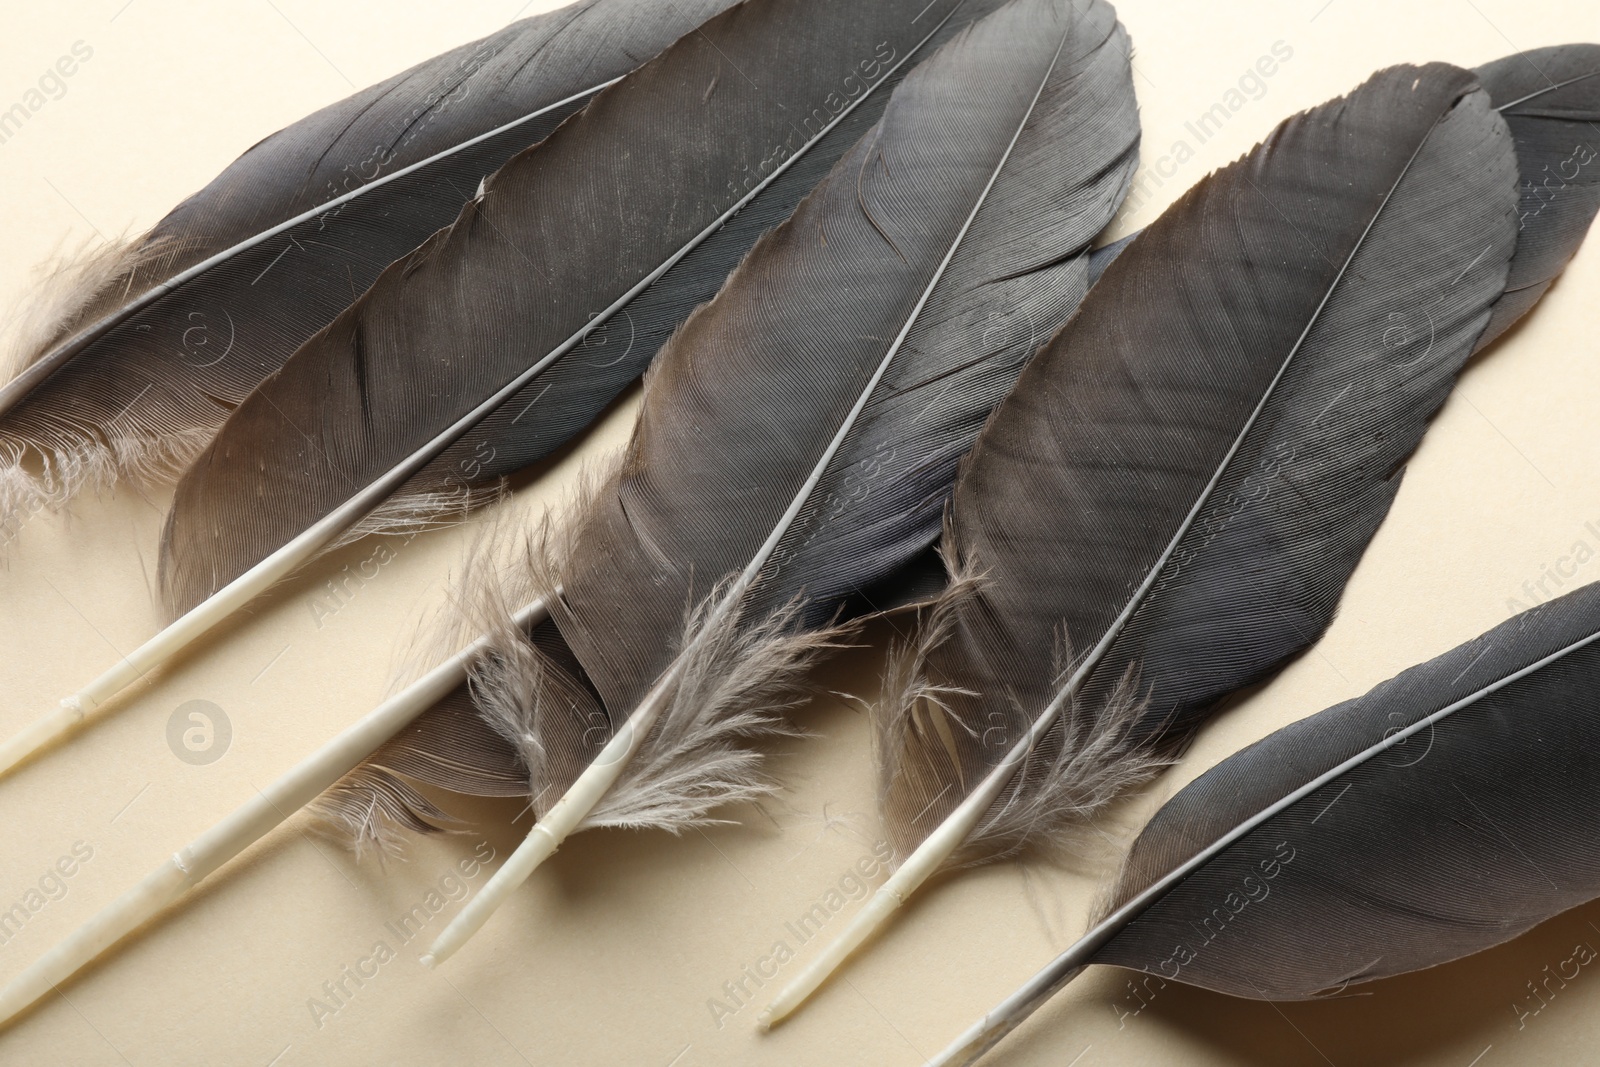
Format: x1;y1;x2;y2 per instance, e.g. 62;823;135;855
406;0;1141;966
0;0;735;534
0;0;1002;775
760;58;1539;1025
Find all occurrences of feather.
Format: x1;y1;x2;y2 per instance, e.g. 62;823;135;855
0;0;1005;776
404;0;1140;966
157;0;1014;618
760;58;1538;1026
0;0;735;534
931;577;1600;1065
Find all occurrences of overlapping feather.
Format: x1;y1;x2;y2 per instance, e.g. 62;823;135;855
155;0;1016;622
0;0;734;535
750;57;1542;1027
878;61;1524;873
0;0;1029;777
933;579;1600;1065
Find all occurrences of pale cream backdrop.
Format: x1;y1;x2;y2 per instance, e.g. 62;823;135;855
0;1;1597;1064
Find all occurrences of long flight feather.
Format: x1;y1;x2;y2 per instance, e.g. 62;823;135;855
318;15;1156;850
760;57;1541;1025
0;0;1003;776
404;0;1142;966
0;0;734;534
928;47;1600;1063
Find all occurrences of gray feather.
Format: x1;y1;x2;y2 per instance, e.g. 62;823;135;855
156;0;1006;620
1091;579;1600;997
0;0;732;529
1473;44;1600;347
880;62;1522;871
927;48;1600;1066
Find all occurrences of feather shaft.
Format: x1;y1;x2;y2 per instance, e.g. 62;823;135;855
0;597;549;1027
0;0;738;528
918;50;1600;1061
423;649;676;966
411;0;1139;958
0;76;622;421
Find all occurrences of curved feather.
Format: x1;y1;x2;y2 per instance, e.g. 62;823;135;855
318;0;1140;845
0;0;731;528
1095;579;1600;996
156;0;1001;620
879;62;1520;870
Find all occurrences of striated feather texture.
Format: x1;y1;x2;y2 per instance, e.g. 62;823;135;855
156;0;1016;621
1092;579;1600;997
847;228;1143;618
316;0;1141;846
878;62;1522;875
0;0;734;533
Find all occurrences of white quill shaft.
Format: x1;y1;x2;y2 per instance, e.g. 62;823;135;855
0;599;547;1027
759;113;1428;1027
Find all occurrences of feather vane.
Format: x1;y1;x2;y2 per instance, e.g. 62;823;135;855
927;45;1600;1063
0;0;1005;775
318;0;1141;849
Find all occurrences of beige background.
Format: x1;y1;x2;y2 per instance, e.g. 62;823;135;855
2;0;1600;1064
